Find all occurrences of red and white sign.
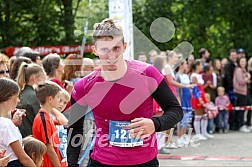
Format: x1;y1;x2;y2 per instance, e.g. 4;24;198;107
5;44;94;56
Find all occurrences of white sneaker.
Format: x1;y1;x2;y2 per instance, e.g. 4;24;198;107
177;136;190;147
247;126;252;131
204;133;214;139
239;125;251;133
194;134;207;141
158;147;171;154
166;142;178;149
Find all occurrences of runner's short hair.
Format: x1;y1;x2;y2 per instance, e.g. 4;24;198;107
93;18;124;44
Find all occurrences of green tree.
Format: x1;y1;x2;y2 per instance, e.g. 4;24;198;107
133;0;252;59
0;0;108;54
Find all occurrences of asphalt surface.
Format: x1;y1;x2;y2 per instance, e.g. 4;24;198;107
158;131;252;166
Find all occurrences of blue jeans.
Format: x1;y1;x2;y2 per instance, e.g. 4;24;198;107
218;110;228;130
207;118;214;133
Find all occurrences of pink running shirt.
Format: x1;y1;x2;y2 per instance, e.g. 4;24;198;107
72;60;164;165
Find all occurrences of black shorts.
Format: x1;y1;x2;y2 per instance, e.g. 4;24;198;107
88;157;159;167
7;160;24;167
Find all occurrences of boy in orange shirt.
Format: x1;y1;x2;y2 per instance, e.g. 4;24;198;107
33;81;63;167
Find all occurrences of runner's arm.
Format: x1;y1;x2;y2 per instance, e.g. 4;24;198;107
67;97;87;167
151;79;183;132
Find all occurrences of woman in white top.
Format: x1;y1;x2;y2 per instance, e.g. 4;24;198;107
0;78;36;167
164;51;194;149
164;51;194;96
175;61;193;145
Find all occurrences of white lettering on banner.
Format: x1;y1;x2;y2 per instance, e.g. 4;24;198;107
63;46;70;53
54;47;61;53
6;45;93;56
33;47;61;55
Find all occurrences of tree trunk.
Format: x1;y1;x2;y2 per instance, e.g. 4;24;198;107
62;0;74;44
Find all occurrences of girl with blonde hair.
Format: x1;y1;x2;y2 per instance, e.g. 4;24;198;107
16;62;46;137
23;136;47;167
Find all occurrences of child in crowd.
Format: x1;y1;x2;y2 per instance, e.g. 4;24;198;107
204;93;218;135
51;89;69;126
215;87;230;133
32;81;64;167
23;136;47;167
56;89;70;114
0;78;36;167
51;89;70;164
190;60;210;140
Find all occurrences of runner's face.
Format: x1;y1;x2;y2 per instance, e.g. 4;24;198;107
93;37;126;71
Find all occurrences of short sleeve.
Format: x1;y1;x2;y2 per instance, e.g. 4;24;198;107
190;73;195;82
144;65;164;92
71;79;87;106
2;121;20;146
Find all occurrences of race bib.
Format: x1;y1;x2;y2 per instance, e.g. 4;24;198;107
109;120;143;147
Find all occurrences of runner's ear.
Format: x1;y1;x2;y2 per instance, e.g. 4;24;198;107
123;42;127;51
92;45;99;57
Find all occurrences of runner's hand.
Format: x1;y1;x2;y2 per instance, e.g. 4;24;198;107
127;118;155;139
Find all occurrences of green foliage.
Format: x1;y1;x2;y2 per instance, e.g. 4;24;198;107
1;0;252;60
0;0;108;52
133;0;252;59
0;0;64;47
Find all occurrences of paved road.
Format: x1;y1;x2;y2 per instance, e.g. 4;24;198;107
158;131;252;166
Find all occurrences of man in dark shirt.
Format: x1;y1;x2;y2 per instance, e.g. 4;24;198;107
223;49;238;130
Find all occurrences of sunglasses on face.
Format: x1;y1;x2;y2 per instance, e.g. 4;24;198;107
0;69;10;75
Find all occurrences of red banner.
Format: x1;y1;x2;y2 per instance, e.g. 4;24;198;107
5;44;94;56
